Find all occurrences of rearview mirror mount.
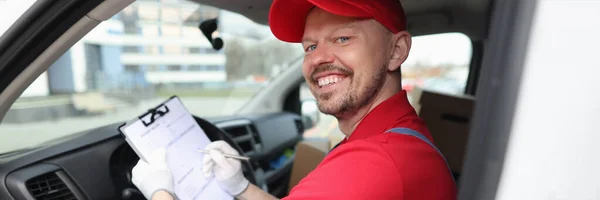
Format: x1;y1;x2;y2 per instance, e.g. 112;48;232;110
199;18;223;50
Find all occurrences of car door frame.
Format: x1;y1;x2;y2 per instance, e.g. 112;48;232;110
458;0;538;199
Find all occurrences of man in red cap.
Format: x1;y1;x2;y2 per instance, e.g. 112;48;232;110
132;0;457;199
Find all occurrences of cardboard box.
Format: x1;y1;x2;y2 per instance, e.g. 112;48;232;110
417;89;475;174
288;138;331;192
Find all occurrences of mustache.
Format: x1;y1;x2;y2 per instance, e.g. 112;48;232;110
310;64;354;83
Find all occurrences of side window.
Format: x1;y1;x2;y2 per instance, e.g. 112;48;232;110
300;33;472;144
403;33;472;104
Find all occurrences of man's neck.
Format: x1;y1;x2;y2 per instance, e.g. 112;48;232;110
337;75;401;137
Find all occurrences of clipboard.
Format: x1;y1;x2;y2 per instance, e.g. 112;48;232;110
117;95;233;199
118;95;177;162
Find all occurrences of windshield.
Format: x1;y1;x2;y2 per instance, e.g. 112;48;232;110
0;0;303;154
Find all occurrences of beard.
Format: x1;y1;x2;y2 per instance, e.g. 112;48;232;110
310;64;387;118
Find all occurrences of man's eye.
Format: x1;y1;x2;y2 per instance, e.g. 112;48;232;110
305;45;317;52
336;37;350;43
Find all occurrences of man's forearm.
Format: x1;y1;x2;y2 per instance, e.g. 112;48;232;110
236;184;279;200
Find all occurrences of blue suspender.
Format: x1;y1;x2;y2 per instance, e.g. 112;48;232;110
327;127;455;180
385;128;455;180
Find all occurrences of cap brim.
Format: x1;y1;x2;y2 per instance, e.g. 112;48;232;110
269;0;371;43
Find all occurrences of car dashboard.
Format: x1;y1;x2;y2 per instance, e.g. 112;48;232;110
0;112;304;200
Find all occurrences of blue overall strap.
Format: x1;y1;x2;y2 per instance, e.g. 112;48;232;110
386;128;455;180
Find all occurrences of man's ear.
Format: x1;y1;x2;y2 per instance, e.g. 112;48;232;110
388;31;412;71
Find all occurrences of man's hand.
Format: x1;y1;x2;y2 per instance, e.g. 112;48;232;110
131;148;175;200
202;141;250;196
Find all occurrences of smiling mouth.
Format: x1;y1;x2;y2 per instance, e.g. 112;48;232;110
317;75;347;88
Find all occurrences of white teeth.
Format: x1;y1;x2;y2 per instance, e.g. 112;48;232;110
319;79;326;86
317;75;344;87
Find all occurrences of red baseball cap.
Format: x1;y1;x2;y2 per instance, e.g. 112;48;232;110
269;0;407;43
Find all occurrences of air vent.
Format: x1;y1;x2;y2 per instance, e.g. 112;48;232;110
223;124;260;153
249;125;262;145
225;126;249;137
220;121;263;155
26;172;76;200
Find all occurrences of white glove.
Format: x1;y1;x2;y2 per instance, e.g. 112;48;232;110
131;148;175;199
202;141;249;196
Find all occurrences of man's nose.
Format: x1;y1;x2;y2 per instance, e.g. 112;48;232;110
307;45;335;68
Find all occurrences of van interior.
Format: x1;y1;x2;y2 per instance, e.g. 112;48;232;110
0;0;511;199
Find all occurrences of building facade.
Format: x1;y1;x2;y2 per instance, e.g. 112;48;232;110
23;0;227;97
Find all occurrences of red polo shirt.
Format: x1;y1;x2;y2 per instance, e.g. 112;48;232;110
284;90;457;200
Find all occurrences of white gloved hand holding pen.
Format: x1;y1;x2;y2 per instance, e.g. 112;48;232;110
202;140;250;196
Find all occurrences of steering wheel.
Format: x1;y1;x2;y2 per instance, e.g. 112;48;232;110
193;116;258;185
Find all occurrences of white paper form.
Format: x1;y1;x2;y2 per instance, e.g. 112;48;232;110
120;97;232;200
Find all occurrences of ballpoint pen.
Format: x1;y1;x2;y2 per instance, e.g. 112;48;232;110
197;149;250;161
